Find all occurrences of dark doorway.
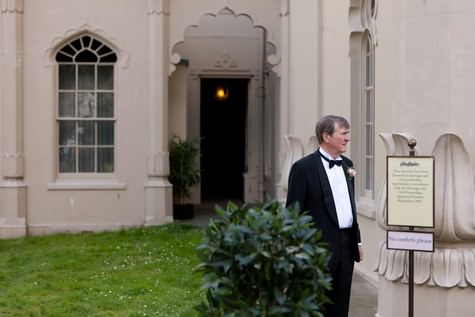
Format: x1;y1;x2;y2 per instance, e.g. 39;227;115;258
200;78;248;202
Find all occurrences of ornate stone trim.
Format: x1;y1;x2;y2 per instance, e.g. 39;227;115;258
44;23;130;69
214;52;238;69
375;242;475;288
170;5;279;75
148;0;169;15
280;0;289;17
375;133;475;288
147;151;169;177
349;0;378;45
2;153;24;178
0;0;23;13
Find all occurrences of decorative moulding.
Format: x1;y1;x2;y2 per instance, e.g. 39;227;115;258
375;241;475;288
148;0;169;15
348;0;378;46
375;132;475;288
2;152;24;178
170;5;279;75
147;151;169;177
44;23;130;69
377;132;418;229
278;135;303;193
214;52;238;69
0;0;23;13
280;0;289;17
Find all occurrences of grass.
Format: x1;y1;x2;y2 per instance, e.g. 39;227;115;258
0;224;205;317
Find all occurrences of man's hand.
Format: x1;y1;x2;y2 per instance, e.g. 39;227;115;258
358;245;364;262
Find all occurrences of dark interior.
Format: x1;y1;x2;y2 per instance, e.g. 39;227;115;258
200;78;248;202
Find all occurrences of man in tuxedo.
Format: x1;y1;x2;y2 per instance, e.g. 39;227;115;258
286;115;363;317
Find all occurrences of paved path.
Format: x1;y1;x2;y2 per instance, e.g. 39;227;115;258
349;271;378;317
180;202;378;317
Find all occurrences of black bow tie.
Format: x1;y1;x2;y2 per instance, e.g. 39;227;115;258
319;152;342;168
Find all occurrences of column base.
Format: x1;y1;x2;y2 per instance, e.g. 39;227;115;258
144;178;173;225
0;181;27;238
377;276;475;317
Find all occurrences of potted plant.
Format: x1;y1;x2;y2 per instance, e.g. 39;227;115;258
168;135;201;220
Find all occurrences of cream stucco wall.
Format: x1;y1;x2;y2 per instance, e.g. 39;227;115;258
23;0;150;232
1;0;287;236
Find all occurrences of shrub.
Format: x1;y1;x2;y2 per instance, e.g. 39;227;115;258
168;135;200;205
195;200;332;317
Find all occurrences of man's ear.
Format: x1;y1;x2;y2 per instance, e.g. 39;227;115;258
322;132;331;143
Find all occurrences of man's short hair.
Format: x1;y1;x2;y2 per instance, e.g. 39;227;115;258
315;115;350;144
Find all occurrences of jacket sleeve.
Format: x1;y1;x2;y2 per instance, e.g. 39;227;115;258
285;161;307;213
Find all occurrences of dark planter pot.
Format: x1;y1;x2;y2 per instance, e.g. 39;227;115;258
173;203;194;220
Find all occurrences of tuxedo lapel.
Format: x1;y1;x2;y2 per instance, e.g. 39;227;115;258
314;150;339;226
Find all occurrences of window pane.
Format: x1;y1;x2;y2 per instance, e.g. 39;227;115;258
366;92;372;121
59;121;76;146
98;122;114;145
71;38;82;51
78;65;95;90
78;121;95;145
56;52;72;63
98;65;113;90
82;35;92;48
100;54;118;63
59;65;75;90
98;148;114;173
97;93;114;117
366;59;371;85
78;148;95;172
76;50;98;63
62;45;77;57
59;147;76;173
366;125;372;154
98;45;112;56
78;92;95;117
59;92;75;117
365;158;372;190
91;39;102;50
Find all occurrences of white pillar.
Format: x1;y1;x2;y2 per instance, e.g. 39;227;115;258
144;0;173;225
276;0;290;200
0;0;26;238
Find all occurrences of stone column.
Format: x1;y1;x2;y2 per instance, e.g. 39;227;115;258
144;0;172;225
276;0;290;200
0;0;26;238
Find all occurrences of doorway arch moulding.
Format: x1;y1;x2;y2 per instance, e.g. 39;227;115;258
168;4;280;75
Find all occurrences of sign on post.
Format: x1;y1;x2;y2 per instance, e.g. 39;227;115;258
387;230;434;252
386;156;435;228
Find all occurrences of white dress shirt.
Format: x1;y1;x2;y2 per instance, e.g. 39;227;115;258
319;148;354;229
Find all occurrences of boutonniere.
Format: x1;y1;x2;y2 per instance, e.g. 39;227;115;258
341;161;356;180
346;167;357;180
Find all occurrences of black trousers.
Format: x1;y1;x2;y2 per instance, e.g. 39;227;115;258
324;228;355;317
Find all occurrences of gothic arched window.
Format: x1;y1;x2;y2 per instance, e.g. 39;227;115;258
362;32;375;196
55;35;117;173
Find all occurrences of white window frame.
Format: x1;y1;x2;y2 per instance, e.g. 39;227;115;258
361;32;375;200
349;0;378;215
55;35;117;176
48;35;125;190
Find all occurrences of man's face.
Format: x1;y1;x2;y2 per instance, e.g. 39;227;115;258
323;123;351;157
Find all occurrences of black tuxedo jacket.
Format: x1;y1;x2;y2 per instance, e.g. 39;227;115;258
286;149;361;269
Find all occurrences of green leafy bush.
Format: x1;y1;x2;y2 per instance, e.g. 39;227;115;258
195;200;332;317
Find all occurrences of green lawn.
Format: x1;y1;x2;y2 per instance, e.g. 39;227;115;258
0;224;205;317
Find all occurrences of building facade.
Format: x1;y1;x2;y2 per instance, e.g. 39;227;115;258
1;0;475;315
